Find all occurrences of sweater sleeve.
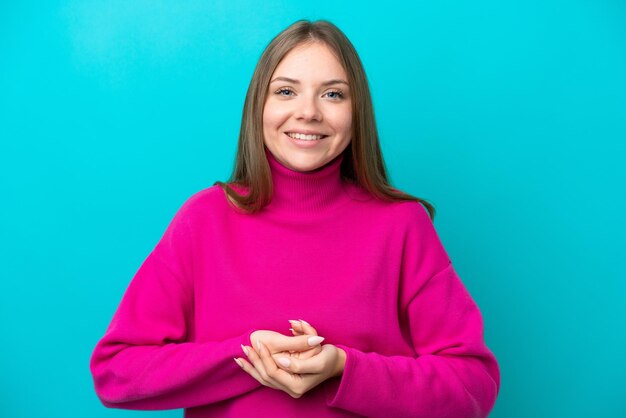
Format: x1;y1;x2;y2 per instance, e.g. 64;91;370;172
90;196;260;410
325;205;501;417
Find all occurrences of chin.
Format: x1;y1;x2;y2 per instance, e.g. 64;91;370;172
289;163;319;172
286;158;326;172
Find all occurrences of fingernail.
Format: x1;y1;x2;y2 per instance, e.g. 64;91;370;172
288;320;299;326
289;328;295;333
299;319;311;326
241;344;249;356
234;358;243;368
257;340;263;352
308;336;325;346
277;357;291;368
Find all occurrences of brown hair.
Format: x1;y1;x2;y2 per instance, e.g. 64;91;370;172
214;19;436;220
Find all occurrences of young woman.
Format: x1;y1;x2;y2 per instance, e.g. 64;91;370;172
91;20;500;417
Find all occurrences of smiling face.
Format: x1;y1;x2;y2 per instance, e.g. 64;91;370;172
262;41;353;172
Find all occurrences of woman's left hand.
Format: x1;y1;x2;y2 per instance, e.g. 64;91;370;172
236;322;346;398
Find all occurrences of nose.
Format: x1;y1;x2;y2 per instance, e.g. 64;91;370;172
295;96;323;122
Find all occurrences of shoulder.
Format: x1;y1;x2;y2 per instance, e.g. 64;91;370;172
369;195;436;231
182;184;227;208
174;184;223;211
169;185;230;225
386;199;451;266
342;183;437;230
386;198;438;231
389;199;434;224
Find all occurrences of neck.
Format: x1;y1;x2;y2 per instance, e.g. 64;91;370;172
264;147;347;215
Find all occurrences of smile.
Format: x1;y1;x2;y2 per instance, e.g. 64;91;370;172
286;132;328;141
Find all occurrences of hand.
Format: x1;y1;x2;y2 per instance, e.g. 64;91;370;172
285;320;345;380
285;319;324;360
235;320;346;398
250;321;324;361
236;320;324;397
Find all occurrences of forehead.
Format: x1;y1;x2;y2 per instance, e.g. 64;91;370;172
271;42;347;81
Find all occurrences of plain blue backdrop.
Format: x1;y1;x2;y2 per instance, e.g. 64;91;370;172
1;1;625;417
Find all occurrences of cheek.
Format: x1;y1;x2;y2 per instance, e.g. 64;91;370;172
334;108;353;137
262;107;272;131
262;111;278;143
263;100;289;129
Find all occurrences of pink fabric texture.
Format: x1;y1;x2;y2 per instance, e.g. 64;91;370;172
90;148;500;417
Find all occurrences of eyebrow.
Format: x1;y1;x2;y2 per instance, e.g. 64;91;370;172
269;76;349;87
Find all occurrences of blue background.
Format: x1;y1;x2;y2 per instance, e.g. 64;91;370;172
1;1;625;417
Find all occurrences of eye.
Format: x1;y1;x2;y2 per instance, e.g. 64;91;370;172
325;90;345;100
275;87;295;96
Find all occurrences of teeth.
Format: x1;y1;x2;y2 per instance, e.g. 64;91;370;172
287;132;325;141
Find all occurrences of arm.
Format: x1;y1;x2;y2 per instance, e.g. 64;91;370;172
235;204;499;415
326;262;500;418
90;198;260;410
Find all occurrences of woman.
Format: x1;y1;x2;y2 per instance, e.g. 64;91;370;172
90;20;500;417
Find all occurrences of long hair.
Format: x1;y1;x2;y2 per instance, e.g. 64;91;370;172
214;19;436;220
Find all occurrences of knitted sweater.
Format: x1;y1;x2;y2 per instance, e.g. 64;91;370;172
90;148;500;417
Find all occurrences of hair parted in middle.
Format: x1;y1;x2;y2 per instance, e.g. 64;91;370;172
214;19;435;220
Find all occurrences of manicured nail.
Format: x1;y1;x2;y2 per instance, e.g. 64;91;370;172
277;357;291;368
234;358;243;368
288;320;299;326
299;319;311;326
308;336;325;346
241;344;249;356
289;328;295;333
257;340;263;352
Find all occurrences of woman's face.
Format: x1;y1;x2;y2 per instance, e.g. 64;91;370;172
262;42;352;172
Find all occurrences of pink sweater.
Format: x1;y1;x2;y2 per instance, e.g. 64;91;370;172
90;148;500;417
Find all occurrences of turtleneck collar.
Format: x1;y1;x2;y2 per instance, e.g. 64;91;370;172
264;146;348;215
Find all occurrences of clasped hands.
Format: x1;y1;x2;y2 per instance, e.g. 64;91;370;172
234;320;346;399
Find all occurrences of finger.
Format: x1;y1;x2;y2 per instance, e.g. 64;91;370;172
240;345;270;381
288;320;304;337
257;342;304;393
292;344;323;360
256;342;302;386
265;346;330;398
259;342;308;392
250;341;288;386
272;351;326;374
236;355;286;391
297;319;319;336
272;354;293;372
238;356;295;393
242;345;274;384
267;333;325;353
234;357;267;385
258;341;290;378
287;344;338;373
242;345;291;392
288;319;318;336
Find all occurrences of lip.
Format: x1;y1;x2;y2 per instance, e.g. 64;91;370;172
284;130;329;136
284;132;326;148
